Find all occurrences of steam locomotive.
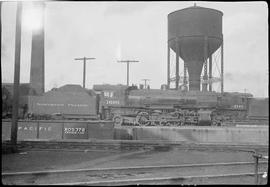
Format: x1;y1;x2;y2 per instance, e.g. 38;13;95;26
93;84;253;126
2;83;268;126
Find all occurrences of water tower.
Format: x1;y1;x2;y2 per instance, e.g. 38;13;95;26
167;5;224;92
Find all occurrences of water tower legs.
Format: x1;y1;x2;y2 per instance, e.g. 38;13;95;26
209;55;212;91
221;40;224;93
167;41;170;88
175;38;180;90
183;61;187;89
202;36;208;92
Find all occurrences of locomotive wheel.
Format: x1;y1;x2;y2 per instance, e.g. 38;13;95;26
153;121;160;126
113;115;123;126
173;122;179;126
160;118;167;126
136;112;150;126
170;112;180;119
166;122;172;126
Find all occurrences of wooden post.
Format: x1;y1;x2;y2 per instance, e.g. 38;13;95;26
11;2;22;147
127;61;129;86
86;123;89;139
62;123;65;140
117;60;139;86
75;57;95;88
253;152;261;185
37;121;40;139
83;58;86;88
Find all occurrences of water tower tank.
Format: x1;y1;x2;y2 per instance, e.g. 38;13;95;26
168;5;223;91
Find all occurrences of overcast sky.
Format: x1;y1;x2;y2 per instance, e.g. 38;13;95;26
1;1;268;97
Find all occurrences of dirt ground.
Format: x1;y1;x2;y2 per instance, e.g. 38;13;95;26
2;146;268;172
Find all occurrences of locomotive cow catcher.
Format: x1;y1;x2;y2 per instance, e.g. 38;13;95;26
2;84;268;127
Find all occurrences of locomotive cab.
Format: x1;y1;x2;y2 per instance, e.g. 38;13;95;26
93;84;132;120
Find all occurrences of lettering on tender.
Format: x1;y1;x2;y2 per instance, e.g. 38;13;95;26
17;125;52;131
64;127;86;134
105;100;120;105
36;103;88;107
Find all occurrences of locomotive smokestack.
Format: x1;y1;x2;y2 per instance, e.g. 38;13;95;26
29;1;45;95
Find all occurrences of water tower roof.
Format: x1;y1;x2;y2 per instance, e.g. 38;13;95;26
168;5;223;17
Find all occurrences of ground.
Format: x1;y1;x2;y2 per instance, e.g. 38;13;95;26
2;146;266;172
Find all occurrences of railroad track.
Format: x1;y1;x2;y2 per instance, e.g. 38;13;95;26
3;140;268;153
48;172;268;185
2;161;268;185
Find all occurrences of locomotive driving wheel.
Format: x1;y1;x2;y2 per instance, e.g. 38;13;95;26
113;115;123;126
160;118;167;126
136;112;150;126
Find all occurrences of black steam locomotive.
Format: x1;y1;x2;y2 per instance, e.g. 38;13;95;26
93;84;254;126
3;83;268;126
2;84;268;126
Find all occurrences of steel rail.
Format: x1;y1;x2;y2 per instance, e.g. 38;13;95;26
45;172;266;185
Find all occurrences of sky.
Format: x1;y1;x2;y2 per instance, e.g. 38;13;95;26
1;1;268;97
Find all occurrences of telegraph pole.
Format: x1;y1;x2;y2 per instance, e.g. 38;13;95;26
142;79;150;89
117;60;139;86
11;1;22;148
75;57;95;88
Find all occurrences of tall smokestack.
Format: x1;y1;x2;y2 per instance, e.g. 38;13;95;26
29;1;45;95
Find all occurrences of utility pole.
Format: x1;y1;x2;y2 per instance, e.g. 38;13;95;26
117;60;139;86
11;1;22;148
0;2;2;59
75;57;95;88
141;79;150;89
